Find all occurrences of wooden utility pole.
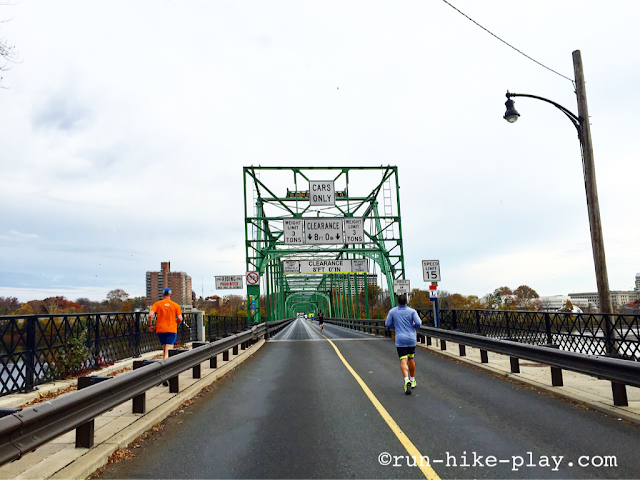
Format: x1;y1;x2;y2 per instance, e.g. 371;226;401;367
573;51;626;406
572;50;613;317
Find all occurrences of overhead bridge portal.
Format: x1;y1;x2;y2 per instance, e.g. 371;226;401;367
243;166;406;323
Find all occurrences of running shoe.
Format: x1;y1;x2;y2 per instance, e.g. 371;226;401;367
411;379;417;388
404;379;412;395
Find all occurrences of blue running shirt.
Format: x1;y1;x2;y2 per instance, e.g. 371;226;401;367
385;305;422;347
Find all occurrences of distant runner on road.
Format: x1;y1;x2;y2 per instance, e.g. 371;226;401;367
385;294;421;394
317;311;324;330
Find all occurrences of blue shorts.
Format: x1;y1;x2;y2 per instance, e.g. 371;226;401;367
157;332;178;345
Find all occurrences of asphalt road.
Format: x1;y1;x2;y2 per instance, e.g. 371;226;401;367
100;318;640;479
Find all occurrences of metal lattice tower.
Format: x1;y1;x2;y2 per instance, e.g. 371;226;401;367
243;166;405;322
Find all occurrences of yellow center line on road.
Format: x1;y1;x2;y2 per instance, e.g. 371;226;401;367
309;323;440;480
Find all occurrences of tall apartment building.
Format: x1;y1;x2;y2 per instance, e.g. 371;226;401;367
635;273;640;292
146;261;193;307
335;274;378;296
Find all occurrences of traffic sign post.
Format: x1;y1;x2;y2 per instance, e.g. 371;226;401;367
215;276;243;290
303;219;343;244
283;219;304;245
422;260;441;282
393;279;410;295
429;284;439;328
344;218;364;244
246;272;260;324
309;181;335;206
246;271;260;286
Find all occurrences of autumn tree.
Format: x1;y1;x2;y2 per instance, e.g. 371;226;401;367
129;297;148;310
105;289;129;311
495;286;513;297
40;296;82;314
0;296;20;314
408;289;433;310
513;285;539;310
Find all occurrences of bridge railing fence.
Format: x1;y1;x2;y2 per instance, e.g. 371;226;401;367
416;308;640;361
0;320;293;467
0;312;197;397
205;316;249;341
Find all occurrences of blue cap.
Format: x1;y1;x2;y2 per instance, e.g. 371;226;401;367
163;288;172;295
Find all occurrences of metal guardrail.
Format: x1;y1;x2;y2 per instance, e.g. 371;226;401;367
205;315;249;341
0;318;294;466
418;326;640;389
323;317;638;407
416;308;640;361
0;311;197;396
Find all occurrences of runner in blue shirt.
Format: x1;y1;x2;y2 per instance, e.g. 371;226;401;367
385;294;422;394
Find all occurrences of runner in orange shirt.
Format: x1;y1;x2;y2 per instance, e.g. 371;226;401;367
148;288;183;360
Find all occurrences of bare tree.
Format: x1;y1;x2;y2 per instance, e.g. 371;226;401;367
1;3;19;87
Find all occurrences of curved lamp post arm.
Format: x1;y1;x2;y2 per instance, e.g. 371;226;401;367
506;91;582;137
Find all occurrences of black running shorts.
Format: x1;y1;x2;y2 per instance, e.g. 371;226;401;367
396;346;416;359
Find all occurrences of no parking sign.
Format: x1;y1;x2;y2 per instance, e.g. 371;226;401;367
246;271;260;286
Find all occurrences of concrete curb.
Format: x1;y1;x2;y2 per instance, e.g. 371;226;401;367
4;339;265;480
417;341;640;426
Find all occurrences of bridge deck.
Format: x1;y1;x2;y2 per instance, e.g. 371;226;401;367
98;319;640;479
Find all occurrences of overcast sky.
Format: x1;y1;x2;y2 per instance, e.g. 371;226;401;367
1;0;639;303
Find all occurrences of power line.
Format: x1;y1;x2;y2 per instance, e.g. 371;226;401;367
441;0;575;84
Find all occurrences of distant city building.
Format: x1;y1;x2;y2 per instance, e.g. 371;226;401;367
539;295;589;311
335;274;378;296
146;261;193;307
635;273;640;292
569;291;640;310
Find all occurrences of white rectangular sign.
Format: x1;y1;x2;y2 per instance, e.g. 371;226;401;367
300;259;352;274
282;260;300;274
351;259;368;272
304;219;343;244
422;260;441;282
309;181;335;206
344;218;364;244
393;279;411;294
430;289;438;299
215;276;243;289
283;219;304;245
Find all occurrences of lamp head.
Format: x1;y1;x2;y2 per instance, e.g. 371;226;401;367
504;97;520;123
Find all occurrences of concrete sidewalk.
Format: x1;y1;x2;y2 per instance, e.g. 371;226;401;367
417;338;640;423
0;340;265;480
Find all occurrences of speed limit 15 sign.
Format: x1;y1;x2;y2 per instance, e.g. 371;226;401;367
422;260;441;282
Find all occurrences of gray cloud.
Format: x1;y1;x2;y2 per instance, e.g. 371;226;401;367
31;88;93;132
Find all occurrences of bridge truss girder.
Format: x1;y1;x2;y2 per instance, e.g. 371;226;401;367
244;166;405;322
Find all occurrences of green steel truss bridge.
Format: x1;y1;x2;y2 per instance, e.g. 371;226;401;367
243;166;405;322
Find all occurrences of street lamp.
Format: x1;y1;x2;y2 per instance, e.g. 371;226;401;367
503;50;625;406
503;51;612;312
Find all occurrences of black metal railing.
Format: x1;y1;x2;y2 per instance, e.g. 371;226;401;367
0;312;197;397
416;308;640;361
0;317;295;466
205;316;249;340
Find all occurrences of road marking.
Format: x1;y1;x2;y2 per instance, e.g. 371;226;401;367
309;324;440;480
269;338;385;342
